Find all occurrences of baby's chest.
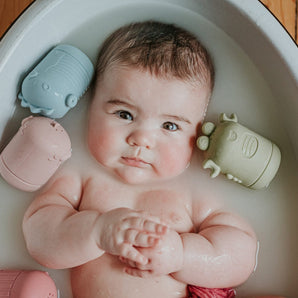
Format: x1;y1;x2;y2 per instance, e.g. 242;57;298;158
81;182;194;233
135;190;194;232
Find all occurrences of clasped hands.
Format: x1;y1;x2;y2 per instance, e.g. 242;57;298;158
96;208;184;278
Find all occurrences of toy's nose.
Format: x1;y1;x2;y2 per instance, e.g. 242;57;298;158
126;129;156;149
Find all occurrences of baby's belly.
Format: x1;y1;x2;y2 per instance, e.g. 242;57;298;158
71;254;187;298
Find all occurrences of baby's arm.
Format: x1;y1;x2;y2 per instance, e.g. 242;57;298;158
172;209;258;288
123;206;257;288
23;170;167;269
23;171;98;269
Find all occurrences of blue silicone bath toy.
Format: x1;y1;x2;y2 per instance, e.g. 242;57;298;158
18;44;94;118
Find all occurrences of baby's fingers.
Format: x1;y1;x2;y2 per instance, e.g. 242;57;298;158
126;216;168;235
143;219;168;235
125;229;160;247
119;257;141;269
124;267;153;278
120;243;148;265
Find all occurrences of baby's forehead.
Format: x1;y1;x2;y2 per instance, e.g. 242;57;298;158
101;63;210;88
94;63;210;107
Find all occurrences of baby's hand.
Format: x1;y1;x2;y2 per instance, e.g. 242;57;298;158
120;228;184;278
96;208;168;265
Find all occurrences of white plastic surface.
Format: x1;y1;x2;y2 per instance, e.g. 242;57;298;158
0;0;297;297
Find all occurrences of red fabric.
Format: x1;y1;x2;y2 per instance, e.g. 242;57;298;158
187;285;236;298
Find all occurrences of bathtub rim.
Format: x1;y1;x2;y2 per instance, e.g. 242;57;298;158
0;0;297;76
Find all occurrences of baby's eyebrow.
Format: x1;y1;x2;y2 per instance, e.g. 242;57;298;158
106;99;135;109
163;114;192;125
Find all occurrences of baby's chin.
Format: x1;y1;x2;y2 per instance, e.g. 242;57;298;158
114;169;157;185
113;167;184;186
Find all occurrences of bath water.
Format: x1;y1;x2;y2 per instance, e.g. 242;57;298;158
0;2;297;297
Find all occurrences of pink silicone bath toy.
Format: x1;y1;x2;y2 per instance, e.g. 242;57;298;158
0;270;57;298
0;116;71;192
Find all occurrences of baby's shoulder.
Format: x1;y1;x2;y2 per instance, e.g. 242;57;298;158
44;164;82;191
31;165;84;210
189;189;224;228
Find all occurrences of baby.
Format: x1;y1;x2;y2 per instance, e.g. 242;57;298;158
23;21;258;298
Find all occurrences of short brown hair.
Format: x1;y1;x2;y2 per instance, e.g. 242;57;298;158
95;21;214;92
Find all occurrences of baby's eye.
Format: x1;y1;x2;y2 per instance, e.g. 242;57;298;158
162;122;179;131
115;110;133;121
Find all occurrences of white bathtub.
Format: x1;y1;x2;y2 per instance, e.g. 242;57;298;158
0;0;297;297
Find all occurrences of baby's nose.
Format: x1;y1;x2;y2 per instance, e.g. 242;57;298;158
126;129;156;149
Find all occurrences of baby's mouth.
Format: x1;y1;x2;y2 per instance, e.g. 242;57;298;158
121;157;150;168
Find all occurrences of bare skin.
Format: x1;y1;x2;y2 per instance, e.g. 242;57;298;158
24;166;257;298
23;66;258;298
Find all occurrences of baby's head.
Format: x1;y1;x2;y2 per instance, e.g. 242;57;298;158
94;21;214;93
88;21;214;184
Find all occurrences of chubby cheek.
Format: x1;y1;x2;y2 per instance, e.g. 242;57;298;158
88;127;119;165
156;140;194;178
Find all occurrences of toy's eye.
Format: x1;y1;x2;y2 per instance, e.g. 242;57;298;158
116;110;133;121
163;122;179;131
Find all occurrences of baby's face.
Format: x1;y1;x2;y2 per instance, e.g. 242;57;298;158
88;65;209;184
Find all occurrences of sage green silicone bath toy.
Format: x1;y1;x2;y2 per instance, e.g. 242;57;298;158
197;113;281;189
